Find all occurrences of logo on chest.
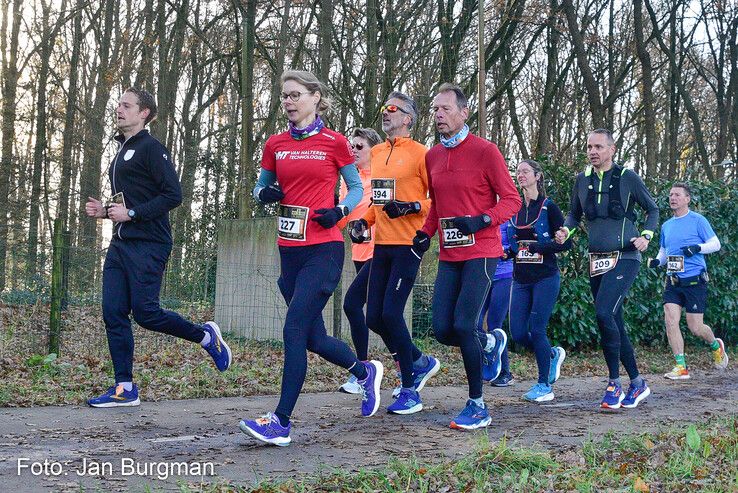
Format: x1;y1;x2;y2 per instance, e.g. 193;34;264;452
124;150;135;161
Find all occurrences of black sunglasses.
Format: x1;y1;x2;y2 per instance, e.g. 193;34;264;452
352;143;365;150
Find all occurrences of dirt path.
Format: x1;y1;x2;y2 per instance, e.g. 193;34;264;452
1;368;736;492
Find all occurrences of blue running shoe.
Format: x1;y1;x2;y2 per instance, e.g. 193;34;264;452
413;355;441;392
484;329;508;382
202;321;232;372
450;400;491;430
548;346;566;384
621;380;651;409
481;331;496;382
490;372;515;387
600;381;625;409
358;360;383;417
523;383;554;402
87;383;140;408
239;412;291;446
387;388;422;414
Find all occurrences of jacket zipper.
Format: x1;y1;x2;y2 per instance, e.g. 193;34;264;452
112;136;132;240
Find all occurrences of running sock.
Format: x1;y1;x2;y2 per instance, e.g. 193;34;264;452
349;361;369;380
200;330;212;347
275;412;290;427
609;377;622;387
709;340;720;351
117;381;133;392
674;353;686;368
631;376;644;388
413;354;429;369
471;397;485;408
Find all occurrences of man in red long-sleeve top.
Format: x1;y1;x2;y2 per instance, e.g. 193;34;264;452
413;83;521;430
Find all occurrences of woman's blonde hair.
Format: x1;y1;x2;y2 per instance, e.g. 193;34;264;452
281;70;331;114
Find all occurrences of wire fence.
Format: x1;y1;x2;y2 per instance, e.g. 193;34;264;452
0;218;439;359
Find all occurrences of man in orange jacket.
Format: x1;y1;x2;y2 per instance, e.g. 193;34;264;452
350;92;440;415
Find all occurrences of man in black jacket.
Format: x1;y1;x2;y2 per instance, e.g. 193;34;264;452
85;88;231;407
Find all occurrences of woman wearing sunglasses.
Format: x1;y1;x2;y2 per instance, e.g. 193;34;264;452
336;127;383;394
240;70;383;446
508;159;570;403
350;92;440;415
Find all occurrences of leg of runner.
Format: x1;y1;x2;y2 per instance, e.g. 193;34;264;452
340;260;372;394
663;303;690;379
685;313;728;369
240;243;382;446
434;259;497;430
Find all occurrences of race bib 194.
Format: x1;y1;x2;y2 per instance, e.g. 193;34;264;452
277;205;309;241
667;255;685;273
440;217;475;248
371;178;395;206
516;240;543;264
589;251;620;277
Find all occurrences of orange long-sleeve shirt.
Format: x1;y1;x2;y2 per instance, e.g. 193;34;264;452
361;137;430;245
338;167;374;261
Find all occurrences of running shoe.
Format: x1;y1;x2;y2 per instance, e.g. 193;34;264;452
358;360;383;417
87;383;140;408
450;400;491;430
338;374;362;394
387;388;423;414
481;331;496;381
663;365;690;380
622;380;651;409
393;355;441;398
490;372;515;387
239;412;291;446
202;321;232;372
548;346;566;384
487;329;507;382
600;381;625;409
523;382;554;402
713;338;729;369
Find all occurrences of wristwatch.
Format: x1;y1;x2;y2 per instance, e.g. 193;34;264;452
337;204;349;217
481;214;491;225
642;233;652;241
128;209;137;221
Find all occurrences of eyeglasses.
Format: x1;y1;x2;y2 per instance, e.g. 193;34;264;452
352;143;365;150
381;104;410;114
281;91;312;102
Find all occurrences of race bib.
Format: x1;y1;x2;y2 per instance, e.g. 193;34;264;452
589;252;620;277
440;217;475;248
516;240;543;264
347;220;371;241
667;255;685;273
371;178;395;206
277;205;309;241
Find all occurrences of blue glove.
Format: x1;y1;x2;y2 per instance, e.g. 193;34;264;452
681;244;701;257
258;185;284;204
452;214;491;235
350;219;369;244
412;230;431;254
311;207;345;229
383;200;420;219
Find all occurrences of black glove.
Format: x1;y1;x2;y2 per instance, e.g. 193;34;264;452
350;219;369;244
647;258;661;269
412;230;431;254
502;248;515;260
452;215;490;235
383;200;420;219
311;207;345;229
258;185;285;204
682;244;701;257
526;242;540;254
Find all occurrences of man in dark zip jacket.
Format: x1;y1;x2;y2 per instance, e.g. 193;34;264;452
556;128;659;410
84;87;231;407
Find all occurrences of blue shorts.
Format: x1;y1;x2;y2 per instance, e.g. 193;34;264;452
663;281;708;314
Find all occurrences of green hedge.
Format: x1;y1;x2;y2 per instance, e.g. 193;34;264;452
413;168;738;349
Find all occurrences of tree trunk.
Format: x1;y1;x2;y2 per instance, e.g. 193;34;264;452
634;0;657;178
0;0;22;290
237;0;256;219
